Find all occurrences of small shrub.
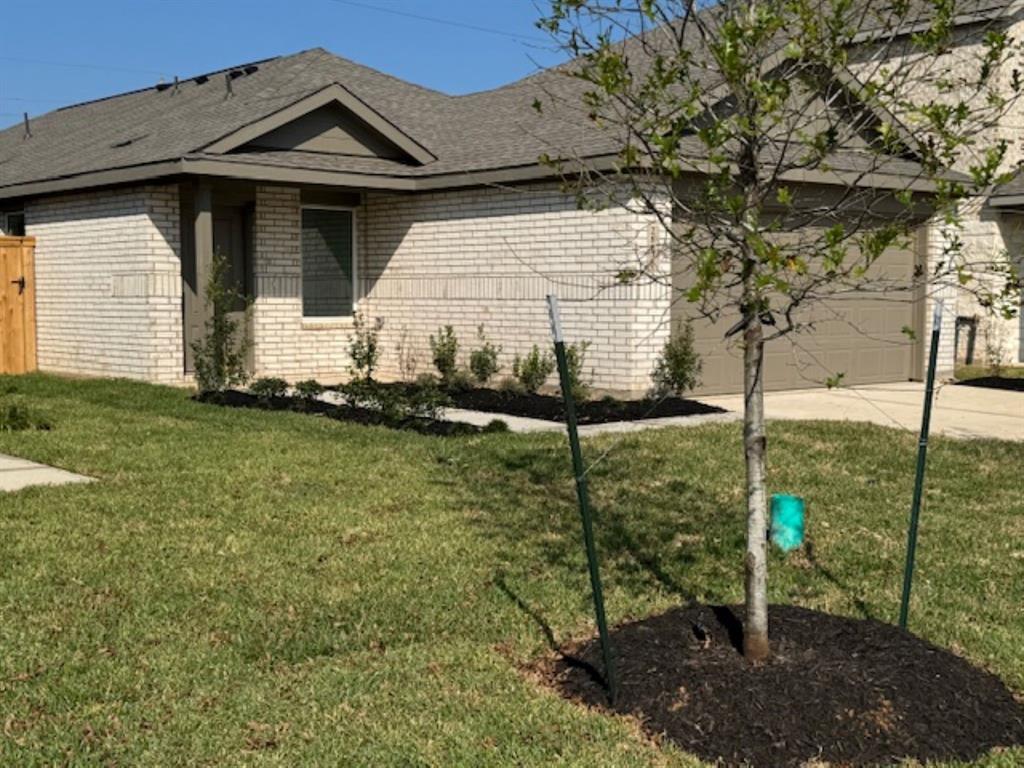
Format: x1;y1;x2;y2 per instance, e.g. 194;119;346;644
651;320;702;397
483;419;510;433
394;326;419;381
405;379;452;421
192;249;250;395
564;341;592;402
294;379;325;405
469;326;501;385
497;376;526;397
0;403;51;432
250;377;288;403
415;372;441;389
513;345;555;394
446;368;475;393
430;325;459;382
349;312;383;381
339;378;451;423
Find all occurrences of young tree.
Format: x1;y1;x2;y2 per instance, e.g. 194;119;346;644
538;0;1021;660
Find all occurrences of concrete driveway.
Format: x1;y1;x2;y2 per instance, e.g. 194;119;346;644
701;381;1024;440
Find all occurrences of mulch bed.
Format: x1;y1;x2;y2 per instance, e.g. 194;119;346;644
542;604;1024;767
955;375;1024;393
445;387;724;424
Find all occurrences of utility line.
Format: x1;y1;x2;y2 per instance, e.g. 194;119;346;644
322;0;547;43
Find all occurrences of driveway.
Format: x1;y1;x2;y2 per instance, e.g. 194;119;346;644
700;381;1024;440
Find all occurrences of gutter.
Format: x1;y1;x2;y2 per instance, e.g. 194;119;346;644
0;151;951;202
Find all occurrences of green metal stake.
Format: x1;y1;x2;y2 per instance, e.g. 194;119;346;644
547;294;618;704
899;299;944;630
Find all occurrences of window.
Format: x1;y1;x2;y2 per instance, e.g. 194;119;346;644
1;212;25;236
301;207;356;318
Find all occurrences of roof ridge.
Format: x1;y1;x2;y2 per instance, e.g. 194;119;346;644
51;51;293;114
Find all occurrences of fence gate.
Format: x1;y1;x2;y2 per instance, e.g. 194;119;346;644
0;237;37;375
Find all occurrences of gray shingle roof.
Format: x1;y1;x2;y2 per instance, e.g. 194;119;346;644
3;0;1015;197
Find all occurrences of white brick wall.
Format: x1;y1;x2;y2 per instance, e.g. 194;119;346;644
25;185;185;383
252;182;670;394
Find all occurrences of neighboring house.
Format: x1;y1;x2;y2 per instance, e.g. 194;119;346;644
0;14;1015;395
861;0;1024;367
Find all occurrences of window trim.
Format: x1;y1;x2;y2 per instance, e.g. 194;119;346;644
299;204;358;321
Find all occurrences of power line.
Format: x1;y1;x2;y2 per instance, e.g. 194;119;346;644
322;0;547;43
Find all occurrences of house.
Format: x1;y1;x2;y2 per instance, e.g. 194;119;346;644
0;14;1014;395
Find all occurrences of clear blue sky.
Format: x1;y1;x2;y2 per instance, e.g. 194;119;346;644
0;0;564;129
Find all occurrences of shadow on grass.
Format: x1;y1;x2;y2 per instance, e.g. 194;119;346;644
195;390;483;437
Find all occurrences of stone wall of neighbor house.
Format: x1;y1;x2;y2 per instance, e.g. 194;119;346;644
250;182;670;395
25;185;185;383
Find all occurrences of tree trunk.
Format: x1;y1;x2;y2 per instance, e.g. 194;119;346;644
742;316;770;662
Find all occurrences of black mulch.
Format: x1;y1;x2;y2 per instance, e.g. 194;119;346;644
193;390;481;436
544;604;1024;768
447;387;724;424
955;376;1024;392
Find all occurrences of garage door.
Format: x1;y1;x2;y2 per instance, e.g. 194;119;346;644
675;244;923;396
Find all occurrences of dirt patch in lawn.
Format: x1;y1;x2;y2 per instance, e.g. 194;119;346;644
541;604;1024;767
446;388;724;424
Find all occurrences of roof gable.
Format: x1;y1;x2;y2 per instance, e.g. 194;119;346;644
200;83;436;164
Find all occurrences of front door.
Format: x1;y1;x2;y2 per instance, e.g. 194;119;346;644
212;205;253;372
0;237;37;375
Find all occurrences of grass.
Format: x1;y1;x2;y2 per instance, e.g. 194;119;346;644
956;364;1024;381
0;374;1021;767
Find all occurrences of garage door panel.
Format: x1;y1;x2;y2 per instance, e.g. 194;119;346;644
674;243;920;395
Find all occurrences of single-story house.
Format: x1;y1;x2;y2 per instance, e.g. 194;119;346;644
0;38;985;395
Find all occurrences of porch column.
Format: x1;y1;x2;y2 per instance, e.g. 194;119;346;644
181;179;213;374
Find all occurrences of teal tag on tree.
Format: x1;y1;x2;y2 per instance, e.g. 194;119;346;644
770;494;806;552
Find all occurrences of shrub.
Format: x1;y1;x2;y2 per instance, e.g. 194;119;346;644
512;345;555;394
405;379;452;421
250;377;288;403
339;378;451;423
192;249;250;395
483;419;510;433
564;341;592;402
349;312;383;381
651;320;702;397
394;326;419;381
0;403;51;432
497;376;526;397
469;326;501;385
430;325;459;382
294;379;325;405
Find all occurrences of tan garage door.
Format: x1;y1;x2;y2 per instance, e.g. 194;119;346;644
676;244;923;396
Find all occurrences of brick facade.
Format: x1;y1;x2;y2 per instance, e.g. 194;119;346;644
24;185;185;383
252;183;670;395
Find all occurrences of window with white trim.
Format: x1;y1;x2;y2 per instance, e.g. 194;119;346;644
301;207;356;318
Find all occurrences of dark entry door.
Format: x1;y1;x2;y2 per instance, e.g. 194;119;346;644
211;205;253;371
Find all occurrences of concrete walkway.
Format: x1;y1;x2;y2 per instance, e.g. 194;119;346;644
0;454;93;493
701;381;1024;441
447;381;1023;440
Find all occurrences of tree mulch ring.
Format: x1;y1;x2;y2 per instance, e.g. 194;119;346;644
542;604;1024;767
445;387;724;424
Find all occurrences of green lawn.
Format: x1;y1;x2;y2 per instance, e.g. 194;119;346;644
0;374;1021;766
956;364;1024;381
